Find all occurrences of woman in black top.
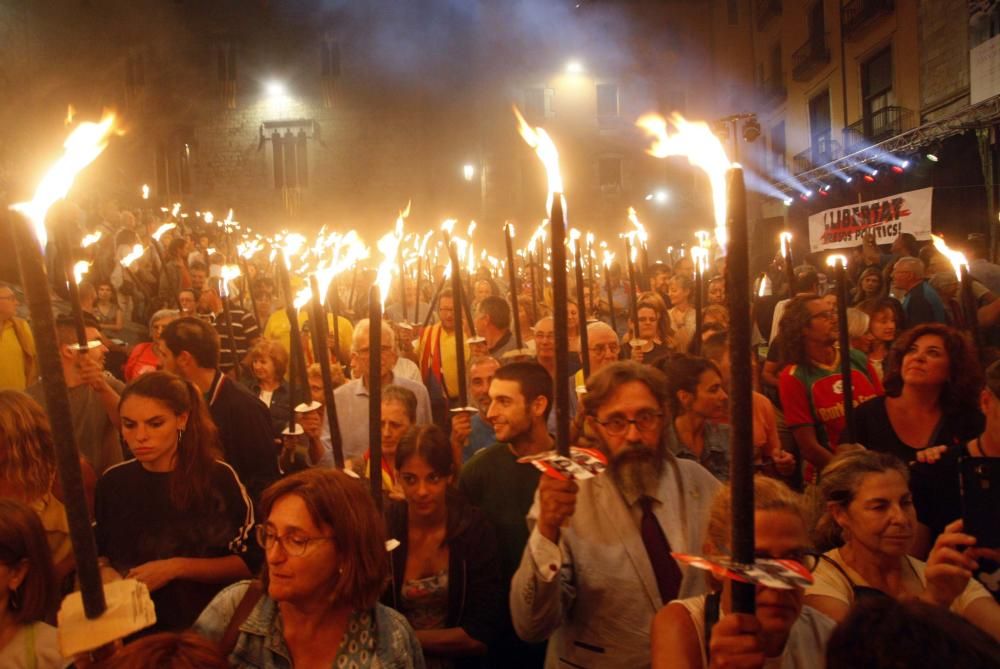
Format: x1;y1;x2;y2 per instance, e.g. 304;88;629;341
95;371;257;632
854;324;983;551
383;425;503;669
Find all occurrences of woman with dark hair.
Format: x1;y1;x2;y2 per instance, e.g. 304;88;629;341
857;298;903;382
627;292;674;366
195;469;425;668
95;281;124;337
852;267;884;305
855;323;984;466
384;425;503;668
0;498;62;668
805;449;1000;640
661;356;731;482
95;371;256;631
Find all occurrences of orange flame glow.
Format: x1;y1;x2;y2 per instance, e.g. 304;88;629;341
931;234;969;282
152;222;176;242
120;244;145;269
81;231;102;248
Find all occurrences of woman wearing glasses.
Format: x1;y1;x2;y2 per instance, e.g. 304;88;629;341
660;356;731;482
805;449;1000;640
95;371;256;632
195;469;425;668
651;476;835;669
383;425;503;668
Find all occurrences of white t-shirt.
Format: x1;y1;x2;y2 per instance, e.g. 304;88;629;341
0;622;68;669
258;389;274;407
806;548;992;615
672;594;835;669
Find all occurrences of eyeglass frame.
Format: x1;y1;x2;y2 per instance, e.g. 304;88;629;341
255;524;333;557
592;410;664;435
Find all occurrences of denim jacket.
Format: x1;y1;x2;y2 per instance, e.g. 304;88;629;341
665;419;732;483
193;580;426;669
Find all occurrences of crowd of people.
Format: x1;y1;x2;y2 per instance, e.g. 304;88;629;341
1;205;1000;668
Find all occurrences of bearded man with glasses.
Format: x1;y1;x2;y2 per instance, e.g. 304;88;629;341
511;360;721;669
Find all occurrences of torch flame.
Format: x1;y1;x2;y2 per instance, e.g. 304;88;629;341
758;274;770;298
152;222;176;242
690;246;709;274
120;244;145;269
694;230;710;248
637;112;732;247
825;254;848;269
10;111;117;249
171;203;181;218
73;260;90;284
237;238;264;260
627;208;648;244
279;233;307;266
931;234;969;282
440;219;456;236
81;231;102;248
65;105;76;127
779;231;793;259
602;250;615;270
204;212;215;225
141;184;150;200
219;264;241;298
514;106;564;196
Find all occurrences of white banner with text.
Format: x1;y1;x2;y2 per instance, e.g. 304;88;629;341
807;187;933;252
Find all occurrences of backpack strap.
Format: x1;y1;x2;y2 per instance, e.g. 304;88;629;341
218;580;265;658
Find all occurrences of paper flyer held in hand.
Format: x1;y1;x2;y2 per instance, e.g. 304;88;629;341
672;552;815;590
518;446;608;481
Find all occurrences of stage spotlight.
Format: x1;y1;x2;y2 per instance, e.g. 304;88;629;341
783;197;793;206
863;173;876;183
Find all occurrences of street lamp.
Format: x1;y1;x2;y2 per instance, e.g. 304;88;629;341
565;60;585;75
463;164;475;181
265;81;287;98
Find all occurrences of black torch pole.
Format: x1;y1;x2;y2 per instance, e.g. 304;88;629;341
447;242;470;408
834;257;855;443
11;211;106;618
550;196;570;457
368;285;383;508
504;222;524;349
624;237;640;340
574;244;591;380
693;256;704;355
311;276;345;469
725;167;755;615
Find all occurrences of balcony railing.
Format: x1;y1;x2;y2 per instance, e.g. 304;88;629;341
843;0;895;41
755;0;782;30
792;32;831;81
792;134;841;174
842;106;915;154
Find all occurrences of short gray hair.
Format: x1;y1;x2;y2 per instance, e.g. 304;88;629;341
895;256;924;275
352;318;396;352
149;309;180;333
587;321;617;340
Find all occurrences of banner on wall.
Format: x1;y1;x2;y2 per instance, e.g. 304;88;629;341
807;187;933;252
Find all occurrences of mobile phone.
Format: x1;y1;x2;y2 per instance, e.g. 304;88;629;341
959;457;1000;548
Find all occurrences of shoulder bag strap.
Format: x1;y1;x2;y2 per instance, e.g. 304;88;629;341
218;580;265;658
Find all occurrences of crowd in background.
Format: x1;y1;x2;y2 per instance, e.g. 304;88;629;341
1;202;1000;668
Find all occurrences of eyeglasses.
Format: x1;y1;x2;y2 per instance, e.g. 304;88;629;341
594;410;663;435
255;525;332;557
589;343;621;355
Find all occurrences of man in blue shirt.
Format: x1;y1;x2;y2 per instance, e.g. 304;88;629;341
893;256;949;328
451;355;499;462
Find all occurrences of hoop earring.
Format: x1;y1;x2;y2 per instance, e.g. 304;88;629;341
177;428;185;444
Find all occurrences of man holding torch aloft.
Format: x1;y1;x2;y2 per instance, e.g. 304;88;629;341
510;361;720;668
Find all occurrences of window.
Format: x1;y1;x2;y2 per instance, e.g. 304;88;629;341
598;156;623;192
862;46;894;136
270;128;309;190
771;121;786;172
217;43;238;109
596;83;619;118
524;87;552;120
321;39;340;109
808;90;832;163
155;130;194;199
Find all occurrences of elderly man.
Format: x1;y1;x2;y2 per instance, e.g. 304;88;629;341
450;355;500;462
511;361;720;668
574;320;620;387
474;295;517;359
335;318;432;462
892;256;949;328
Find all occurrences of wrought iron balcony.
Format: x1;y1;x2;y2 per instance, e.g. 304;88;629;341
843;0;895;41
755;0;782;30
842;106;915;154
792;135;840;174
792;32;831;81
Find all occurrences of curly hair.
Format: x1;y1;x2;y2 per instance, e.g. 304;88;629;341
881;323;982;415
777;294;825;368
0;391;56;501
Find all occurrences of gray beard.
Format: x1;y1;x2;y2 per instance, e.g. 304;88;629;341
607;441;666;500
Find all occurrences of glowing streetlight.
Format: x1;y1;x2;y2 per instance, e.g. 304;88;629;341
565;60;584;75
265;81;286;98
463;164;475;181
